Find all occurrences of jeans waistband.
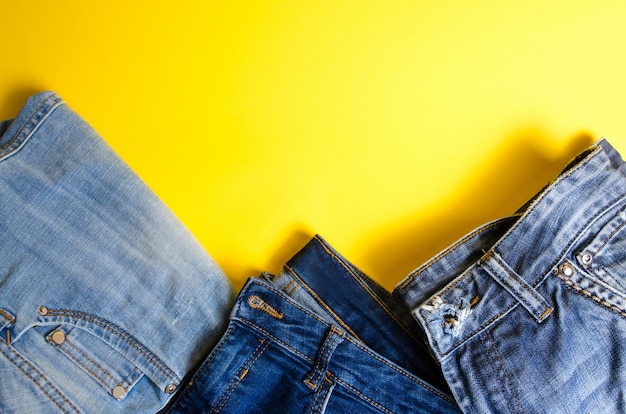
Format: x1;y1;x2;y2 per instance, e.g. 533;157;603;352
273;235;450;393
394;139;626;357
234;278;460;411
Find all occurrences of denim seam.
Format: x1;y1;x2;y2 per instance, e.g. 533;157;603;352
396;217;518;293
172;325;235;406
313;236;428;348
327;373;394;414
420;264;509;353
343;332;455;403
40;309;179;384
235;318;313;363
0;309;16;324
248;280;338;326
524;193;626;288
595;218;626;254
304;326;343;390
0;94;64;162
282;279;300;296
239;316;455;403
557;274;626;319
58;337;120;389
0;338;81;413
210;338;270;414
487;330;525;413
481;253;552;322
284;265;362;341
310;377;333;414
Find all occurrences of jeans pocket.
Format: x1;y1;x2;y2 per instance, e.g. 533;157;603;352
36;307;181;399
44;325;144;400
557;203;626;317
576;203;626;294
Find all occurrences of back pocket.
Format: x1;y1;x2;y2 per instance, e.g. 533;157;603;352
576;204;626;293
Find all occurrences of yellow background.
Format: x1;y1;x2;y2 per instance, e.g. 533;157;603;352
2;1;625;289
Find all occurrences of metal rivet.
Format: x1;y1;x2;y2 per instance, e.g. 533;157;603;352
581;252;593;265
38;306;49;316
559;263;574;278
165;384;177;394
112;385;127;400
51;330;66;345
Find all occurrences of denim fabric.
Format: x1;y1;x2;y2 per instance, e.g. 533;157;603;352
395;139;626;413
0;92;234;413
269;235;454;398
167;278;460;414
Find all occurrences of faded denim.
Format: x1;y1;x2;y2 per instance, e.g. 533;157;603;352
395;139;626;413
0;92;234;413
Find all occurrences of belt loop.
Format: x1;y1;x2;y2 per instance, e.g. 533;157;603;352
0;309;16;345
481;251;553;322
304;326;344;391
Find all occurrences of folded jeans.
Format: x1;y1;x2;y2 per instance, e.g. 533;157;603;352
0;92;234;414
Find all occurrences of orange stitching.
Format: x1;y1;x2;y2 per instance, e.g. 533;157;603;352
237;320;313;362
0;309;15;324
310;376;334;414
558;275;626;319
342;334;454;402
327;373;394;414
305;328;342;389
285;265;362;341
314;237;427;348
211;338;270;414
248;295;284;319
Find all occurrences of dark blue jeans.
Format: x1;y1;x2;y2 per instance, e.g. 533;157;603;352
167;237;460;413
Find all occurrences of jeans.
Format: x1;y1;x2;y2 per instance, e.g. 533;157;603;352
167;236;460;413
0;92;234;413
395;139;626;413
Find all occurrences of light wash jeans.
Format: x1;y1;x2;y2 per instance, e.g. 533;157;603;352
395;139;626;413
0;92;234;413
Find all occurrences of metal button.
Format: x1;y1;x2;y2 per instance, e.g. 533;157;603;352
38;306;49;316
559;263;574;278
51;330;66;345
112;385;127;400
581;252;593;265
165;384;177;394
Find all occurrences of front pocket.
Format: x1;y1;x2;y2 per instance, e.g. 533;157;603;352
45;325;144;400
576;204;626;293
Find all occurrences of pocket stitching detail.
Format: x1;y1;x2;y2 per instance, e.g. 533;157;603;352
558;274;626;319
0;339;81;413
40;308;179;384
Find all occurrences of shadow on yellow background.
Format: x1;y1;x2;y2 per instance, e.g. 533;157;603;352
362;131;595;289
2;2;626;294
249;131;596;291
